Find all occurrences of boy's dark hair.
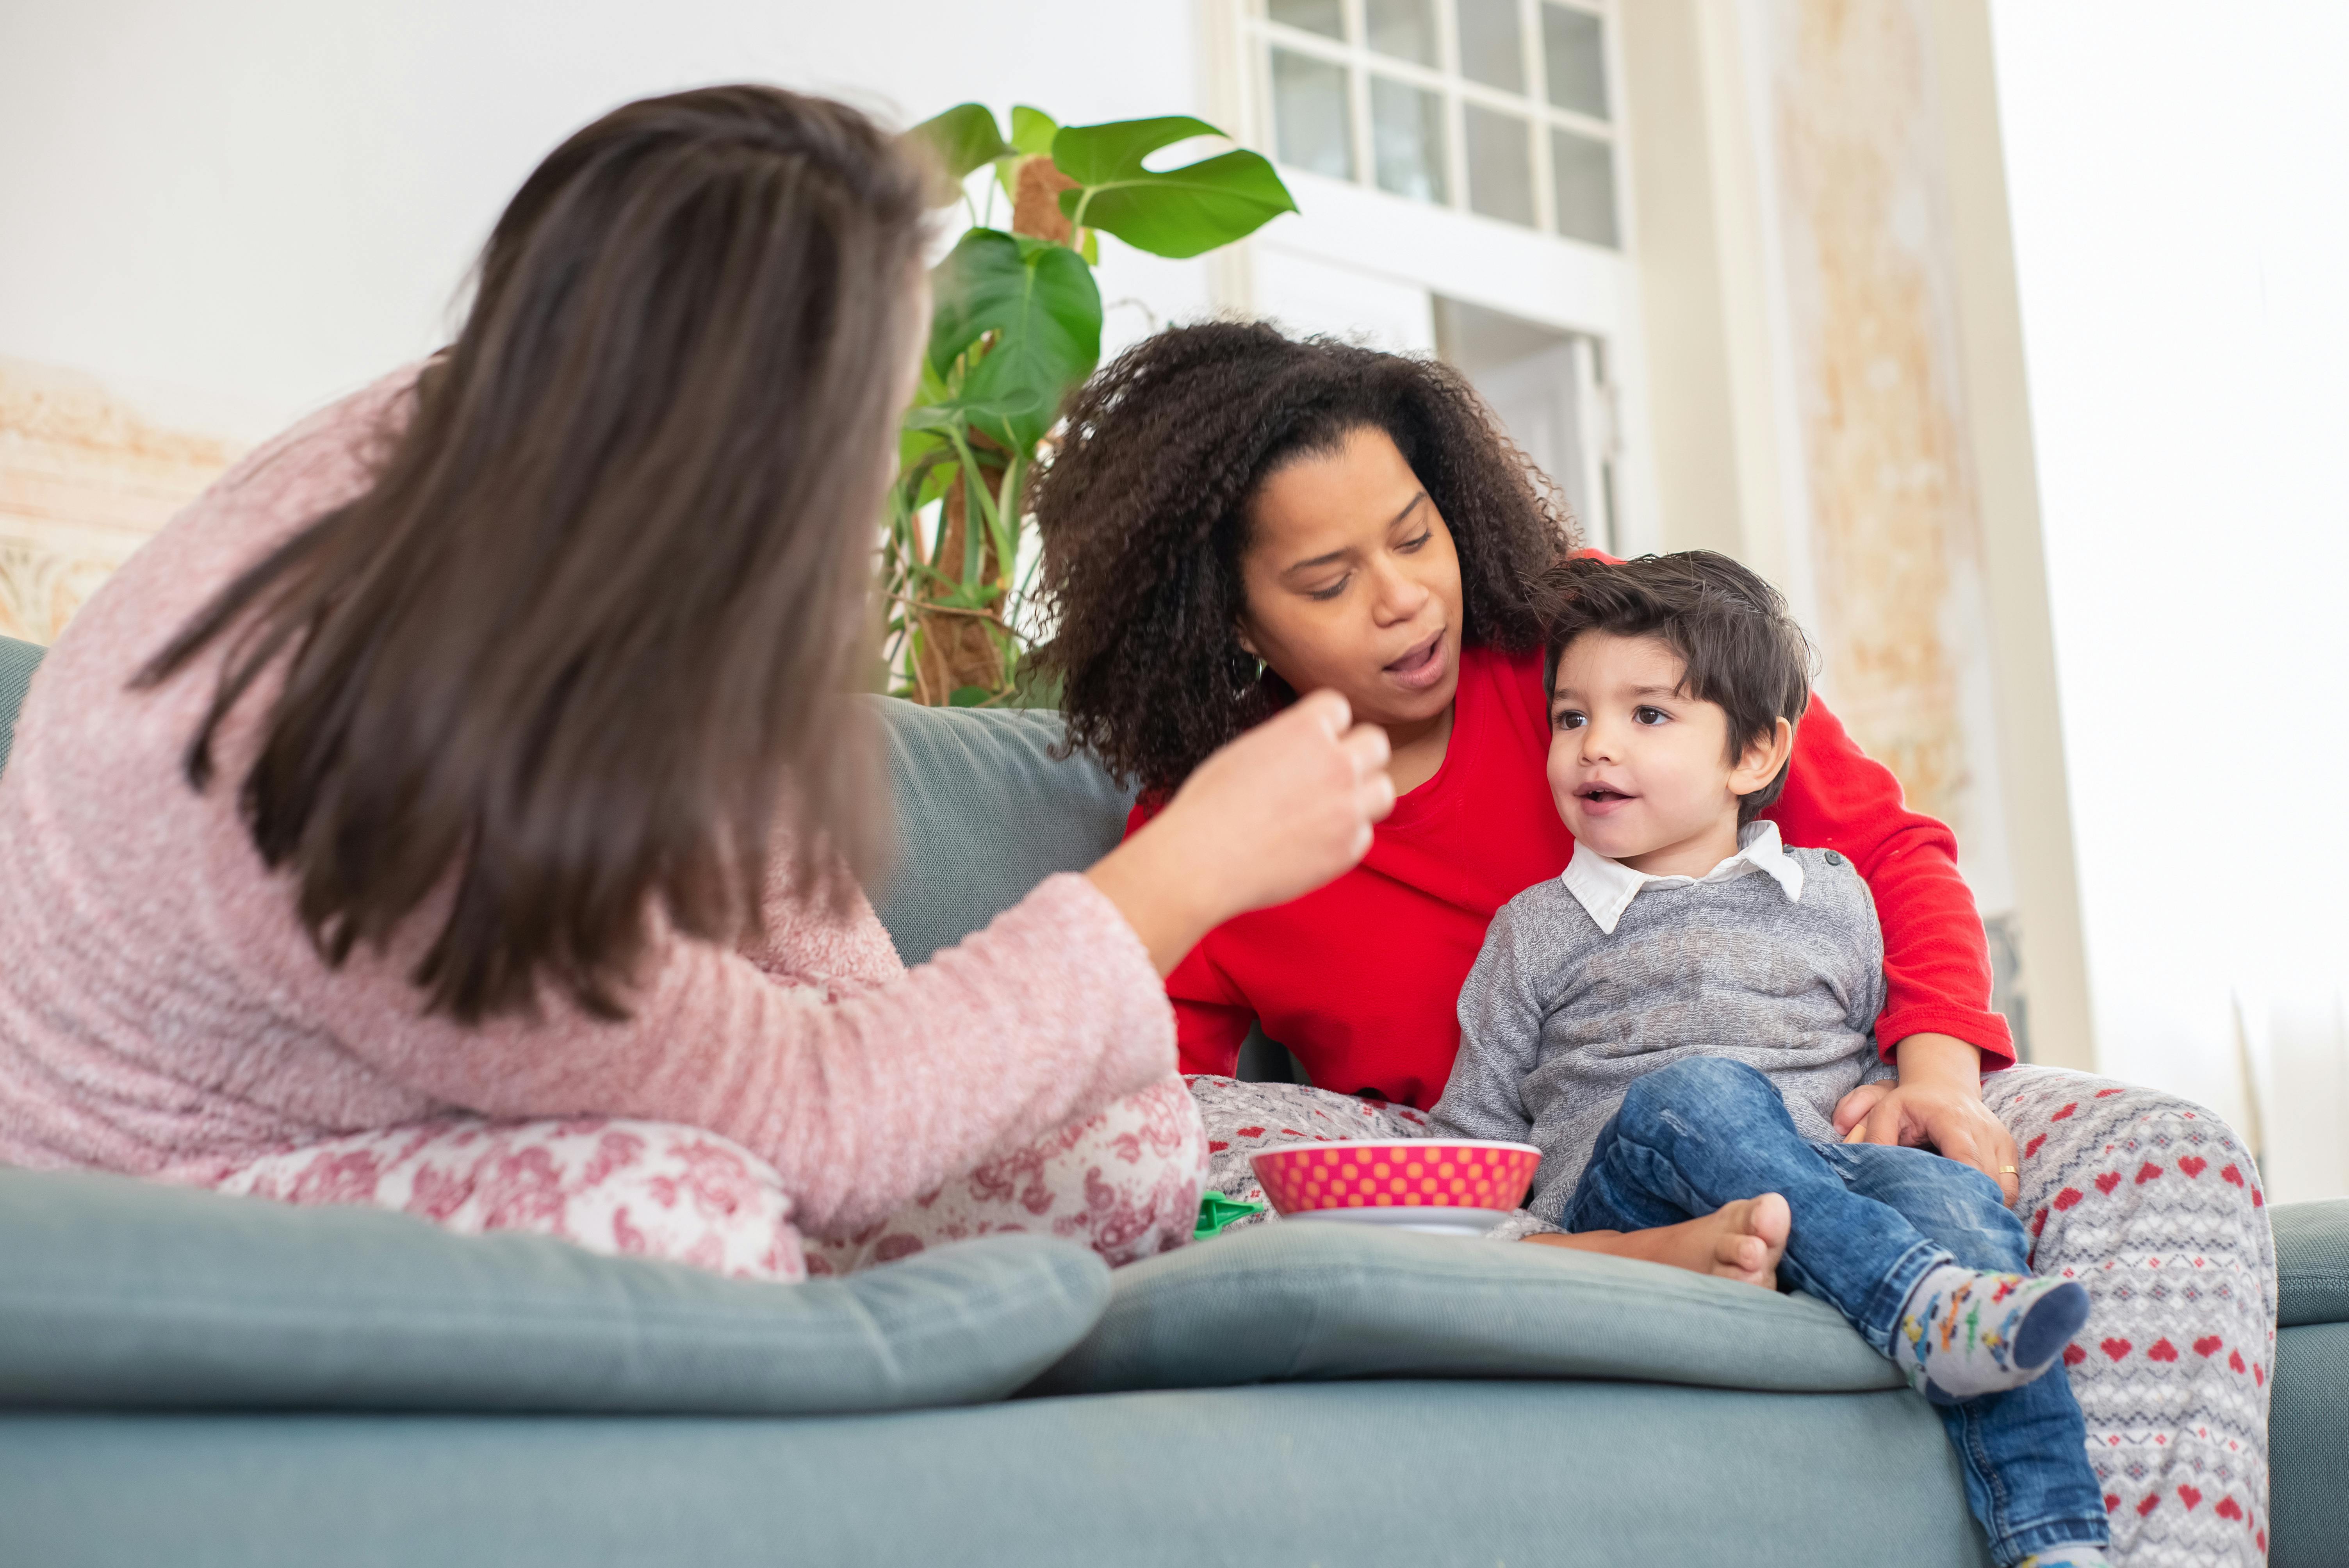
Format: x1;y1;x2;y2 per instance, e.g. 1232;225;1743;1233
1542;551;1815;823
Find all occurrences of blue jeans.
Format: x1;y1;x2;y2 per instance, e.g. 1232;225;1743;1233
1563;1057;2108;1566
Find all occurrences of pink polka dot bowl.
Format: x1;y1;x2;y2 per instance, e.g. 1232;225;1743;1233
1248;1139;1543;1217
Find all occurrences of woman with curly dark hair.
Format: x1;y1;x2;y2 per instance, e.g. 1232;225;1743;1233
1034;321;2025;1278
1032;324;2285;1550
1040;322;1563;793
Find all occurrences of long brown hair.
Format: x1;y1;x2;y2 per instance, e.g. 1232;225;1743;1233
138;85;929;1023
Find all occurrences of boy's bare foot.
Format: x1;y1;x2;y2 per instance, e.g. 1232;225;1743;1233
1520;1192;1790;1289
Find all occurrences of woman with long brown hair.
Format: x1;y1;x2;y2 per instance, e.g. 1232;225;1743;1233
0;88;1396;1278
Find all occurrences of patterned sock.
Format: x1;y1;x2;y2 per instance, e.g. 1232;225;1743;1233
1890;1263;2091;1401
2014;1549;2108;1568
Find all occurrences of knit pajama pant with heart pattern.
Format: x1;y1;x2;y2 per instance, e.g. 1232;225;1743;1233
1188;1065;2276;1568
194;1074;1210;1282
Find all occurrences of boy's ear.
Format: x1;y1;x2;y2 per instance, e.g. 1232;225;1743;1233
1730;717;1795;799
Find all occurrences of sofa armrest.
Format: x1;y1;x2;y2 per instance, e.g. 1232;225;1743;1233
2275;1198;2349;1327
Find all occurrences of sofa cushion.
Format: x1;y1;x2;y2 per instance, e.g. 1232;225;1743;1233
2274;1197;2349;1327
1027;1219;1902;1397
2272;1320;2349;1568
0;1380;1991;1568
0;1167;1109;1414
865;697;1136;966
0;633;39;779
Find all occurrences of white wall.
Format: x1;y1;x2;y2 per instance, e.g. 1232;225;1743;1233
1991;2;2349;1197
0;0;1216;440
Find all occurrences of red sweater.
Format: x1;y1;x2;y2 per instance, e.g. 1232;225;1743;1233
1130;643;2013;1109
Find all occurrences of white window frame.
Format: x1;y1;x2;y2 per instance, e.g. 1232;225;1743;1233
1203;0;1659;553
1252;0;1617;242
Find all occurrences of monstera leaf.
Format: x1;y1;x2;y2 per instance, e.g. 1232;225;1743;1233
1052;116;1297;258
1008;104;1059;157
924;228;1102;451
883;102;1303;707
907;102;1012;205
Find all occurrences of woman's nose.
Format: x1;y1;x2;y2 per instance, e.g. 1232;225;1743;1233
1371;562;1432;625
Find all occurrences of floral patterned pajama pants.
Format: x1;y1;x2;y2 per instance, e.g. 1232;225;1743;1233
198;1074;1210;1283
1189;1066;2277;1568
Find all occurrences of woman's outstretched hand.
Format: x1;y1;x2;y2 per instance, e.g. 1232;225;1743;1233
1087;690;1397;974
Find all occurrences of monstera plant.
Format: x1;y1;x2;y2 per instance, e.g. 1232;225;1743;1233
886;104;1297;706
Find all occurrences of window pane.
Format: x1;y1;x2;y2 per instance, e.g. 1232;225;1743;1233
1365;0;1438;65
1551;127;1618;246
1370;76;1447;204
1456;0;1525;93
1465;105;1535;226
1272;48;1356;180
1542;3;1608;119
1269;0;1345;40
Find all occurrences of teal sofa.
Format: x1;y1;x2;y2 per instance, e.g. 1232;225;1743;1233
1;631;2343;1568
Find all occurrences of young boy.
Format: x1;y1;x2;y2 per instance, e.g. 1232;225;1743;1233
1433;551;2108;1568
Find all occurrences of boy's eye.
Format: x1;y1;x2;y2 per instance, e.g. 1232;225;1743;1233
1634;706;1669;726
1552;709;1586;731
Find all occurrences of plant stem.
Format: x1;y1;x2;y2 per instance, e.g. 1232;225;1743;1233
879;590;1003;620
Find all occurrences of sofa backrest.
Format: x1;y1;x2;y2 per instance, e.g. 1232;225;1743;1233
864;697;1137;966
0;634;39;780
0;637;1130;971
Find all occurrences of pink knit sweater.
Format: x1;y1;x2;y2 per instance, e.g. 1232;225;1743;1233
0;370;1174;1238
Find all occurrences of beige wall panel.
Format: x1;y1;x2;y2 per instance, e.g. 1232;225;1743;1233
0;360;240;645
1624;0;2087;1063
1763;0;1988;839
1924;0;2094;1067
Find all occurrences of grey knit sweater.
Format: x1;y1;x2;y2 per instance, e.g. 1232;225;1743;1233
1433;844;1889;1224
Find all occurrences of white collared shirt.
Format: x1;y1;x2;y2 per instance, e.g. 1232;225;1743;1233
1559;819;1807;936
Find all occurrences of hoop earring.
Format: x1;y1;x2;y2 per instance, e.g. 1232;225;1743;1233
1227;646;1266;698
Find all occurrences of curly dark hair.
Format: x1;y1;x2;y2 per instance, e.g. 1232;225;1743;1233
1032;321;1575;795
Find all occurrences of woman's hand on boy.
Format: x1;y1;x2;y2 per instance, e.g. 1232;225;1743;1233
1833;1033;2022;1208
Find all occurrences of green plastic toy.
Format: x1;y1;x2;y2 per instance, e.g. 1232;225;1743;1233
1192;1190;1267;1241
